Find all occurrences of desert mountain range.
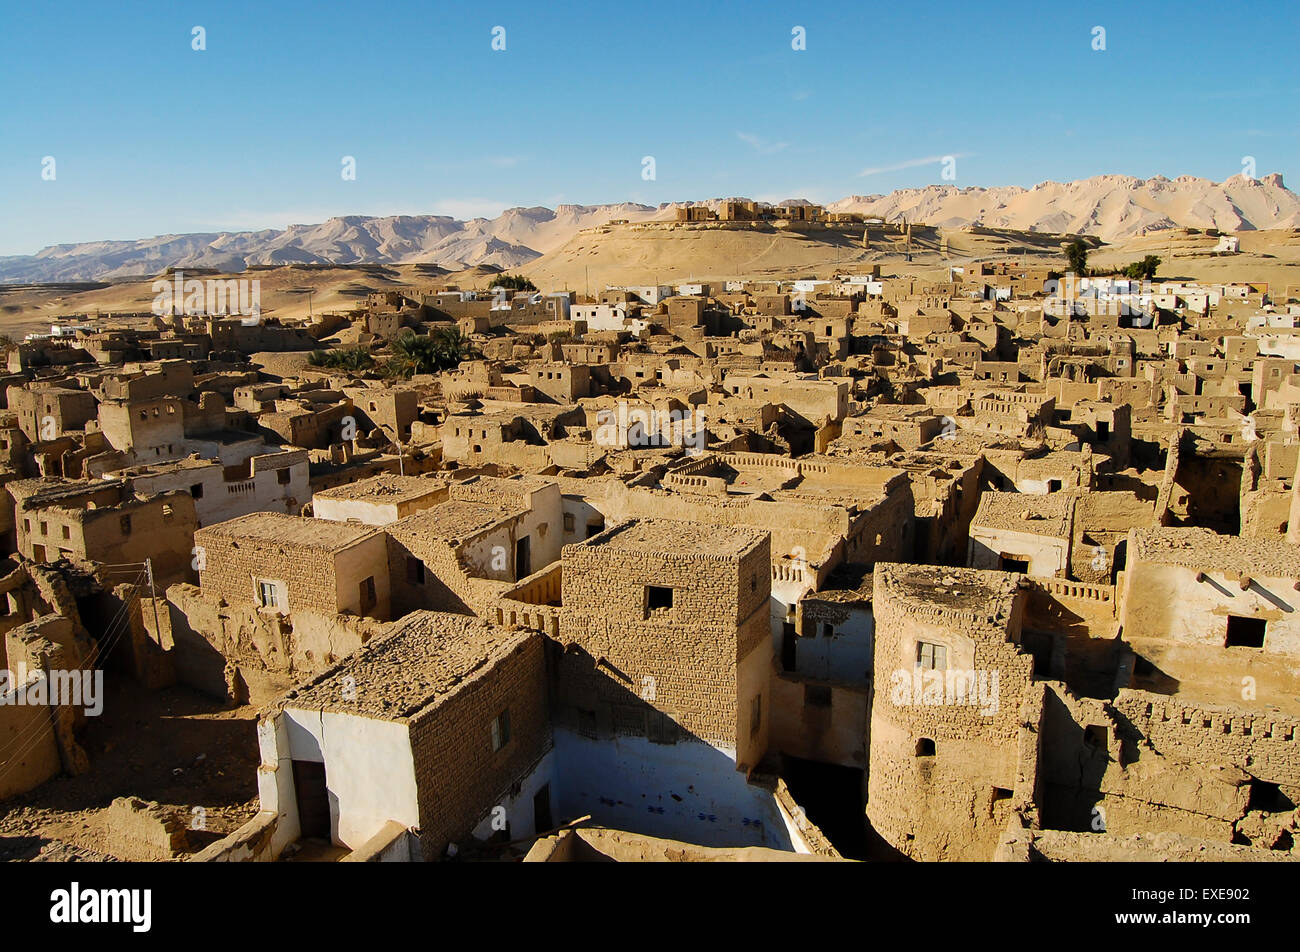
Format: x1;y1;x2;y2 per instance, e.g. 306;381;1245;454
3;174;1296;284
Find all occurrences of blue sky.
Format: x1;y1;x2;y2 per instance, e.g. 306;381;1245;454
1;0;1296;255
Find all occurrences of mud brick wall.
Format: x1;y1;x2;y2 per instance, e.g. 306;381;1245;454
556;533;770;749
1115;690;1300;788
866;566;1034;860
104;797;189;860
406;633;549;859
195;530;339;615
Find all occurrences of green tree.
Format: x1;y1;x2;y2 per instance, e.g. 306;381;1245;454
1121;255;1161;281
308;346;374;371
1064;239;1088;275
384;328;479;378
485;273;537;292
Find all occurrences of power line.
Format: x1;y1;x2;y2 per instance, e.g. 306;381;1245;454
0;566;147;775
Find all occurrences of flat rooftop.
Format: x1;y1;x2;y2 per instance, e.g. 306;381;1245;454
314;474;447;503
198;511;378;550
876;562;1023;618
809;562;873;605
388;499;518;543
278;611;531;720
1130;526;1300;578
587;518;766;560
972;491;1074;537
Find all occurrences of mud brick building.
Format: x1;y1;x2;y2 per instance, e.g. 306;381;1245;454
8;477;198;584
193;511;390;621
556;519;771;758
312;474;448;526
1119;527;1300;714
256;612;549;859
867;563;1034;861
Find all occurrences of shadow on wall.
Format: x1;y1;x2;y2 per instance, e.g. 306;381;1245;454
1128;650;1181;696
547;643;796;851
1038;687;1113;833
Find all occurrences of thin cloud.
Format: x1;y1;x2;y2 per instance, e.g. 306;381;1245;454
737;131;790;155
859;153;972;177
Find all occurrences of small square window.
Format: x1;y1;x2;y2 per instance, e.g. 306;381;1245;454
916;641;947;671
646;585;673;612
1225;615;1266;649
257;580;280;609
120;515;132;535
563;513;575;533
277;469;291;485
190;483;204;499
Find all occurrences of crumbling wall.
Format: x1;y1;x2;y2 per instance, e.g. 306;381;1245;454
1038;684;1300;849
104;796;190;860
165;583;382;702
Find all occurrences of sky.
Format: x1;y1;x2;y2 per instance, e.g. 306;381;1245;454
1;0;1297;255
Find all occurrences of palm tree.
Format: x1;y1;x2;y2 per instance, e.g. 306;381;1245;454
432;327;475;367
388;333;440;376
385;328;479;378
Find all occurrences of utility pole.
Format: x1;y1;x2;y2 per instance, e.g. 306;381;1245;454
145;557;162;640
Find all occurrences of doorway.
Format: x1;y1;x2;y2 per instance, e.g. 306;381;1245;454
533;783;553;834
292;760;330;840
781;622;798;672
515;536;531;580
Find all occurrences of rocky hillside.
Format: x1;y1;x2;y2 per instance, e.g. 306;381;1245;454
3;175;1294;283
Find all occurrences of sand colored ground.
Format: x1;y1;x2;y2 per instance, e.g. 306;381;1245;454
1;226;1297;341
0;682;266;861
